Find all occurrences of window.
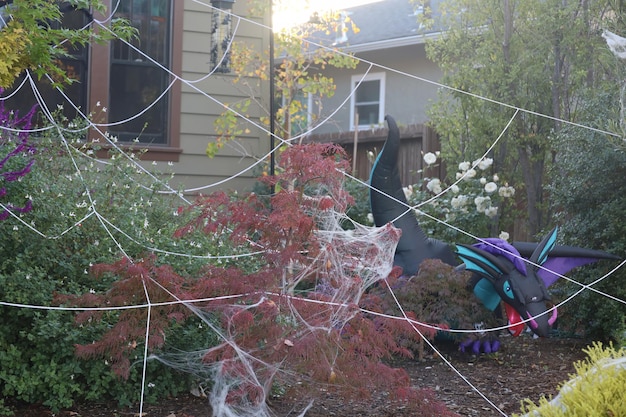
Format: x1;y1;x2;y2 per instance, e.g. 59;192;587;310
92;0;183;156
2;7;89;123
350;72;385;131
3;1;183;160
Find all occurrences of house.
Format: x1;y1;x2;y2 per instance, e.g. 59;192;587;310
2;0;271;193
302;0;446;185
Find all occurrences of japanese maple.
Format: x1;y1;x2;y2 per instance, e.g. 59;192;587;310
59;143;457;415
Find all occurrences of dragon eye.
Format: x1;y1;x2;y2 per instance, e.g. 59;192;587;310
502;282;514;299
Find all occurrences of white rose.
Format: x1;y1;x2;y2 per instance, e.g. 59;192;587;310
423;152;437;166
484;182;498;193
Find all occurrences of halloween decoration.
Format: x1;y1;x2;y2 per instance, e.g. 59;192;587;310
370;115;620;342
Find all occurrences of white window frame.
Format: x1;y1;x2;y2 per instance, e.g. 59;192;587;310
350;72;386;131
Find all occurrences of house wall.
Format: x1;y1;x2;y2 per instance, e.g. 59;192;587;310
313;43;443;135
167;0;271;195
307;42;443;185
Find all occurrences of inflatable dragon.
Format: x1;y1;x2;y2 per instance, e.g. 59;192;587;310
369;115;620;343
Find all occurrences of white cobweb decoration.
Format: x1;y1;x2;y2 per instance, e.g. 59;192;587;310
148;176;402;417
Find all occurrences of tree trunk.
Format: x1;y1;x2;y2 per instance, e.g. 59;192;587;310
518;144;545;237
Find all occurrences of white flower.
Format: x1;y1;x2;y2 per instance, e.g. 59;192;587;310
450;184;460;194
484;182;498;193
451;195;468;209
499;231;510;241
426;178;442;194
475;157;493;170
480;177;487;184
485;206;498;218
493;174;499;182
423;152;437;166
458;161;471;172
498;185;515;198
403;185;414;200
367;213;374;224
464;168;477;179
474;196;491;212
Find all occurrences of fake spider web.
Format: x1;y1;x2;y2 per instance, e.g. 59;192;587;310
148;205;404;417
0;1;625;417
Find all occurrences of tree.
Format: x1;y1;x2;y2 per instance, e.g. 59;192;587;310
207;0;358;158
423;0;621;238
0;0;136;88
62;143;457;416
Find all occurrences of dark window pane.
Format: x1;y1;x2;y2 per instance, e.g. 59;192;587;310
108;64;168;144
0;7;88;125
110;0;171;144
112;0;170;64
355;80;380;103
356;104;379;126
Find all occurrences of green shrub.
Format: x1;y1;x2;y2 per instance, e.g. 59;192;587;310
549;89;626;342
0;110;225;411
517;342;626;416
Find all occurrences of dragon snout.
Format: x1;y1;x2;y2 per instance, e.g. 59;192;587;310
525;302;558;337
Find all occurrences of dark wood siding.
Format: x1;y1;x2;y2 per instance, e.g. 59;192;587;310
309;123;444;186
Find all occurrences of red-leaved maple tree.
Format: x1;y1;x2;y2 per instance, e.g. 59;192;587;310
56;143;457;415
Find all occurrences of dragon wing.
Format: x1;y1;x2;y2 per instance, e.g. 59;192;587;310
512;240;621;288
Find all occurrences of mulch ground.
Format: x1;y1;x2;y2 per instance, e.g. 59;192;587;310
8;333;590;417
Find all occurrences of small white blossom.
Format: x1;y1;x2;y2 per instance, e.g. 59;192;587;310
403;185;414;200
458;161;471;172
474;196;491;213
484;182;498;193
451;195;469;209
499;231;510;241
464;168;477;179
480;177;487;185
493;174;499;182
423;152;437;165
475;157;493;170
498;185;515;198
485;206;498;218
367;213;374;224
450;184;460;194
426;178;442;194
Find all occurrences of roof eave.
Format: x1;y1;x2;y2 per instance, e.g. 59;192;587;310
340;30;443;53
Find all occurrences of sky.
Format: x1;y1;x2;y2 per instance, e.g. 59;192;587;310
272;0;381;31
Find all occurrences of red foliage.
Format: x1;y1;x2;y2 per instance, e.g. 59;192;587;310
59;143;457;414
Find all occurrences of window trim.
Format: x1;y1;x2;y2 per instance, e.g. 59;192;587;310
89;0;183;161
349;72;386;131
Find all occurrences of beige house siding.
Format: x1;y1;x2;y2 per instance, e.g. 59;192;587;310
168;0;270;195
313;43;442;136
307;41;443;184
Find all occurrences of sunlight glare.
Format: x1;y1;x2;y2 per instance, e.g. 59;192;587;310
273;0;382;31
